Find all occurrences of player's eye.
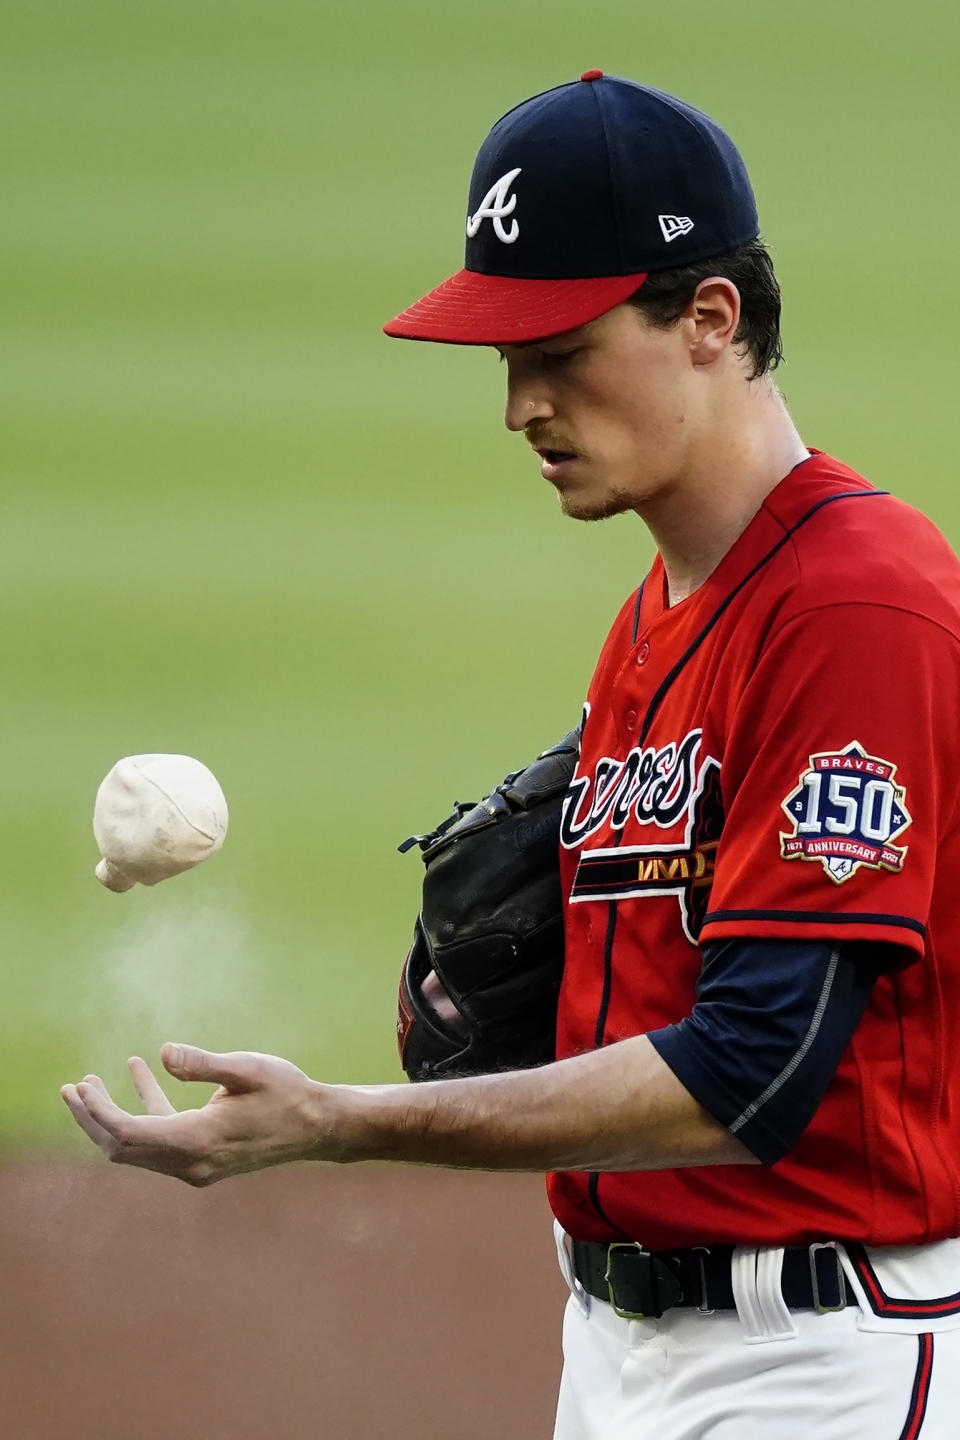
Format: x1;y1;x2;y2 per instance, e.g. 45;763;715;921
541;347;582;366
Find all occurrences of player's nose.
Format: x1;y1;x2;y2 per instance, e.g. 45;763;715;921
503;374;554;432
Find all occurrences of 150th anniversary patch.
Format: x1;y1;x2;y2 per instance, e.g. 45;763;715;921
780;742;911;885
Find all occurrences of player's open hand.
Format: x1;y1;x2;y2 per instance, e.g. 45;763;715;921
61;1045;332;1186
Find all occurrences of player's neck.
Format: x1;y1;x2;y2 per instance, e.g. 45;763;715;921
639;383;807;609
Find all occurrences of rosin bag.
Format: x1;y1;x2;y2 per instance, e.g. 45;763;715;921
93;754;228;893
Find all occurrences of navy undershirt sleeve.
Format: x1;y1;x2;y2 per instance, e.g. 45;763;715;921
647;938;908;1166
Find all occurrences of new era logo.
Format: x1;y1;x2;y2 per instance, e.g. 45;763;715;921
659;214;694;243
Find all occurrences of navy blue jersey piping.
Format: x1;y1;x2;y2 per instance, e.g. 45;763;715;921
637;490;888;746
703;909;926;937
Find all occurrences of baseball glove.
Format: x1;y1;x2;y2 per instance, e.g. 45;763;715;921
396;728;580;1082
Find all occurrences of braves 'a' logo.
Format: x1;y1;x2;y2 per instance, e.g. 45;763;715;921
780;742;911;885
466;168;522;245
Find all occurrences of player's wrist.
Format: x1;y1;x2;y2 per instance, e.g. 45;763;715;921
300;1080;415;1165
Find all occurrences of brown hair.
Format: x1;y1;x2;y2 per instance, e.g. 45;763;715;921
629;237;783;380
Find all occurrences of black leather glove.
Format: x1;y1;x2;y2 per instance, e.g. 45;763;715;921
396;729;579;1081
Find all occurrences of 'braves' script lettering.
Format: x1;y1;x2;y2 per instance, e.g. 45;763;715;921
560;730;703;849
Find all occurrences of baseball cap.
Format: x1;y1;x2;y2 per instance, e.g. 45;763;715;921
384;71;758;346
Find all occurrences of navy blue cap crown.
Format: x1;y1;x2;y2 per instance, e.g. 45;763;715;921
465;73;759;280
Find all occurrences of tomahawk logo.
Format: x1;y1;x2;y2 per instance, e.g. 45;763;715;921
659;214;694;243
466;167;522;245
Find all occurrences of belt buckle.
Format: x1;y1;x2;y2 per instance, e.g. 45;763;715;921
604;1242;684;1320
605;1242;651;1320
808;1242;846;1313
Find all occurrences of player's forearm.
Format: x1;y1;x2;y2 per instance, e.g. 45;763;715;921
320;1035;757;1172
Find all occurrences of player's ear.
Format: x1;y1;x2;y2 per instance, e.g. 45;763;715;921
687;277;740;367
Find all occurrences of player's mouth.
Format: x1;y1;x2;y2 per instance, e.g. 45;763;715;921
535;447;581;481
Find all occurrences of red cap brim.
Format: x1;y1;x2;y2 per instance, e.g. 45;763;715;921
383;269;648;345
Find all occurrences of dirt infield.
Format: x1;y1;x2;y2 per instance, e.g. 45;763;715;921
0;1162;566;1440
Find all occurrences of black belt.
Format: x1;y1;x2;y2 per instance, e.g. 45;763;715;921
571;1239;856;1320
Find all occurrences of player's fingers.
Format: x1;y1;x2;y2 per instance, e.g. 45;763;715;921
81;1073;110;1097
161;1043;259;1093
65;1081;217;1183
128;1056;176;1116
73;1087;194;1164
61;1084;116;1154
82;1110;216;1184
422;969;466;1030
75;1079;140;1141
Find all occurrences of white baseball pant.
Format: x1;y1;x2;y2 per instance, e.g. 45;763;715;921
553;1235;960;1439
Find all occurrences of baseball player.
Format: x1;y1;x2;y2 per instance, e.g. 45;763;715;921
63;74;960;1437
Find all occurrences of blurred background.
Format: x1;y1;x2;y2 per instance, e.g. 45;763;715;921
1;1;957;1434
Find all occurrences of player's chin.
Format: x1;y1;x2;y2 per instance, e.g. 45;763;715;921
556;484;634;523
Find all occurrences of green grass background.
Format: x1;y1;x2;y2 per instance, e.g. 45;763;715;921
2;0;958;1146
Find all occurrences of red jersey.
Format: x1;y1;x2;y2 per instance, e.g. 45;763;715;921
548;451;960;1249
